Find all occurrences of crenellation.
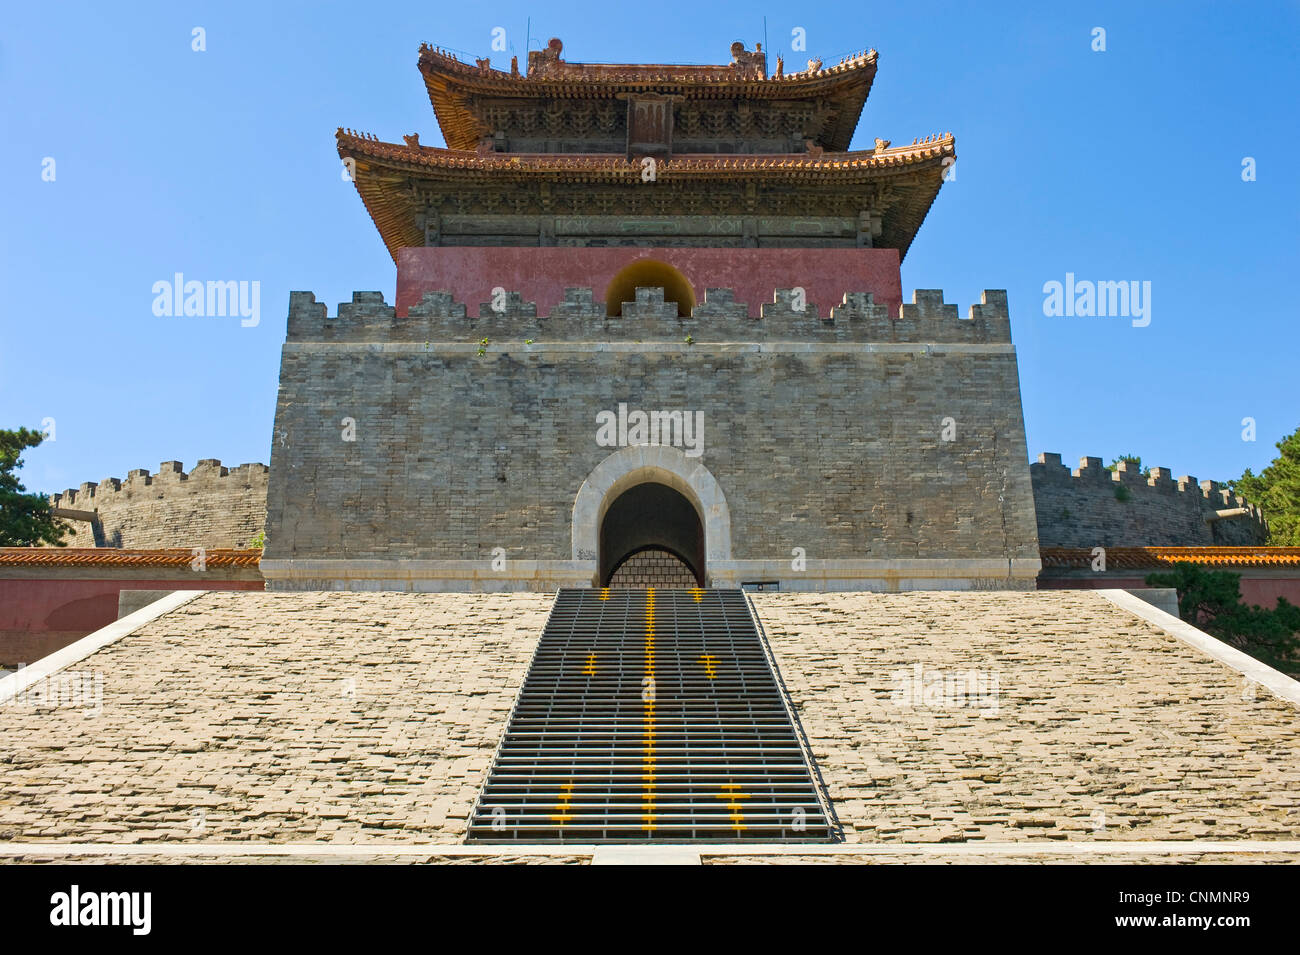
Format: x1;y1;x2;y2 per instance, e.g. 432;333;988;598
692;288;750;322
405;290;470;342
407;290;466;317
48;459;270;550
901;288;959;324
287;291;328;340
620;287;681;322
966;290;1012;344
1114;460;1146;486
1030;452;1068;482
1075;456;1108;482
760;289;825;329
283;286;1018;345
830;292;891;341
477;291;536;320
549;287;605;320
1147;467;1175;492
333;292;397;342
266;279;1042;584
1032;452;1268;547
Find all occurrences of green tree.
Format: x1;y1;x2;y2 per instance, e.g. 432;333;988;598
1231;425;1300;544
0;427;70;547
1146;563;1300;677
1105;453;1149;478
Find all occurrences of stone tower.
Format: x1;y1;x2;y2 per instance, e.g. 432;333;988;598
262;38;1040;591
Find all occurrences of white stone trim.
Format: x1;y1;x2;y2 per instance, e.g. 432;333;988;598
1100;589;1300;708
0;590;207;705
259;557;1040;592
571;445;733;565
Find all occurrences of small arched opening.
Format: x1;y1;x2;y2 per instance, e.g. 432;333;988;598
603;259;696;317
599;482;704;587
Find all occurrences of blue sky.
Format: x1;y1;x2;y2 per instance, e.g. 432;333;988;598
4;0;1297;496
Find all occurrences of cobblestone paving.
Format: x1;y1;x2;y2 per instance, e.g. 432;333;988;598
3;588;1297;857
706;852;1300;865
0;591;551;844
0;853;586;865
751;590;1300;844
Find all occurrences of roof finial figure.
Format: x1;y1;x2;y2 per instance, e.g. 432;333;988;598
528;36;565;76
729;40;766;76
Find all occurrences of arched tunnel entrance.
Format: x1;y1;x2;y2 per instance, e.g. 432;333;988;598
599;482;704;587
603;260;696;317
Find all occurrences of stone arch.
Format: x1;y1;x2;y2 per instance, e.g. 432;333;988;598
572;445;732;585
603;259;696;317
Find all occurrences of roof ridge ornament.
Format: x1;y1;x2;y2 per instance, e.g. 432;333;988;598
729;41;766;77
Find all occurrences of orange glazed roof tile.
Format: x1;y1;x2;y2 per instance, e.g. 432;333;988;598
417;42;879;152
0;548;262;568
1040;547;1300;570
336;130;954;178
337;129;955;261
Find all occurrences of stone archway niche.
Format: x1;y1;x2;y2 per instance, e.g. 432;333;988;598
572;445;732;587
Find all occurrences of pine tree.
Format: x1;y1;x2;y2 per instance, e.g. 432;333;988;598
1232;426;1300;545
0;427;70;547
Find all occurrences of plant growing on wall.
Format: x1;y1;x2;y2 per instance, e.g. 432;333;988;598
0;427;70;547
1106;454;1150;478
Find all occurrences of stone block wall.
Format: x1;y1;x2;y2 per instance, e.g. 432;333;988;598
50;460;269;549
264;286;1039;591
1030;453;1267;548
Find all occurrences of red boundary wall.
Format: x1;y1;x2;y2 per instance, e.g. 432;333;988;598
0;578;261;666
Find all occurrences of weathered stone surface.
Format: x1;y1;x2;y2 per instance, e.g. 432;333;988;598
265;287;1038;592
751;589;1300;844
1032;453;1268;547
0;591;550;844
705;851;1300;865
49;461;268;549
3;589;1297;852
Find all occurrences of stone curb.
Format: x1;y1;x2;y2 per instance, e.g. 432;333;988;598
1100;589;1300;708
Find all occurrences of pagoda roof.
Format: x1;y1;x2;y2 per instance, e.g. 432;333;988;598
337;128;954;261
418;40;878;152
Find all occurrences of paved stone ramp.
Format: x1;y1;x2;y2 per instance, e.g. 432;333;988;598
752;590;1300;844
0;591;551;843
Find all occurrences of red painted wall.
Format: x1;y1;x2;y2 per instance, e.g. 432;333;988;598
0;578;261;667
396;247;903;318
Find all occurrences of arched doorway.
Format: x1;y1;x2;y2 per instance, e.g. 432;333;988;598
604;259;696;317
599;482;704;587
572;445;732;588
